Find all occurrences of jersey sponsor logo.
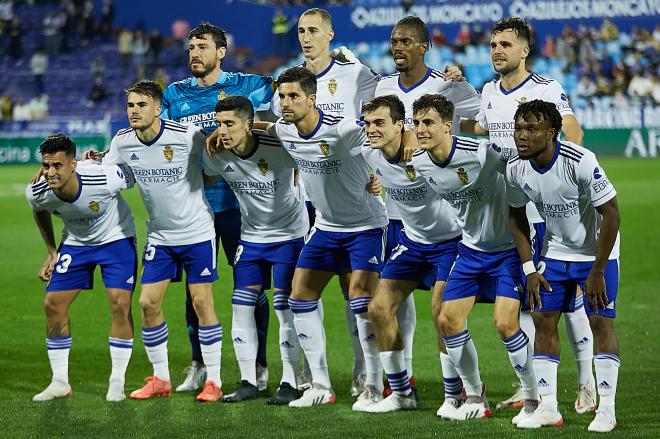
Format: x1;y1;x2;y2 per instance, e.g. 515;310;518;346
163;145;174;162
88;200;100;213
328;79;337;96
317;102;345;112
593;167;602;179
439;187;484;207
179;111;216;129
294;158;342;175
227;178;280;195
405;165;416;182
457;167;469;185
258;158;268;176
592;179;611;193
288;142;296;150
560;93;568;102
218;91;228;100
319;140;330;157
536;200;579;218
385;185;428;202
130;153;139;161
133;167;184;184
225;164;235;172
200;267;211;276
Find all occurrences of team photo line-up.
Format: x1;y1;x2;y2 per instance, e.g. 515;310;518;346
26;9;621;433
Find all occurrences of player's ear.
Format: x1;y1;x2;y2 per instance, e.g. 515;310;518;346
71;157;77;172
327;28;335;43
246;118;253;132
155;103;162;118
445;119;453;133
217;46;227;62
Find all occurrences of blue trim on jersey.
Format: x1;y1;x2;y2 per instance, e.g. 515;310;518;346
315;59;335;78
499;72;533;95
136;120;166;146
298;110;324;140
55;173;83;203
191;71;228;87
531;141;561;174
430;136;457;168
398;68;432;93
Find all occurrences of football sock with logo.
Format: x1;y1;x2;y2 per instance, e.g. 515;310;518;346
46;336;71;384
289;298;331;389
184;289;203;363
231;287;259;386
565;299;595;386
440;352;463;401
343;289;365;379
444;330;482;397
255;289;269;368
350;297;383;392
109;337;133;385
199;323;223;387
380;351;411;396
594;353;620;412
502;329;538;400
274;291;301;386
533;355;559;409
397;293;416;377
142;322;170;381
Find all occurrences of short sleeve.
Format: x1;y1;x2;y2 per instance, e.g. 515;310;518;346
202;148;224;177
190;125;207;155
355;64;379;110
577;153;616;207
476;83;492;130
102;137;123;165
161;87;172;120
542;81;574;116
105;164;135;193
338;119;368;154
505;164;529;208
449;81;481;119
482;140;516;175
247;74;276;112
25;179;46;211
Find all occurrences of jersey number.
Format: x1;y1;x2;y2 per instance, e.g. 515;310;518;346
55;253;72;273
144;243;157;261
389;245;408;261
234;245;244;265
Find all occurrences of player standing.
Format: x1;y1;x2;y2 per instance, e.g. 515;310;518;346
462;17;596;412
28;134;137;402
203;95;308;404
411;94;538;424
374;16;481;388
507;100;621;432
161;22;274;393
104;80;223;402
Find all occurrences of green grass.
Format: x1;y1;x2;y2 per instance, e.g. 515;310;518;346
0;159;659;438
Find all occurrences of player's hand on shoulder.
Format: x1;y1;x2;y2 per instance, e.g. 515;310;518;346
401;128;419;162
38;251;58;282
82;149;106;161
526;272;551;311
365;174;381;196
585;270;608;311
205;127;223;156
444;65;465;82
330;46;358;63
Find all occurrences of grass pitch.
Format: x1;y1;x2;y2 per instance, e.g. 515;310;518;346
0;158;658;438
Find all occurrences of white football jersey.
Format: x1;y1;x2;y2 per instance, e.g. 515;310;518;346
361;145;460;244
274;112;388;232
203;130;309;243
26;161;136;246
272;58;379;119
104;119;215;246
375;68;481;131
478;73;574;224
506;141;620;262
411;136;516;252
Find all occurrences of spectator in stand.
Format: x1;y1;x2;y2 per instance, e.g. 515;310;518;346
612;91;629;109
611;70;628;95
90;54;106;79
455;24;470;50
652;76;660;104
600;19;619;41
13;97;31;121
118;28;133;73
80;0;95;45
43;11;64;55
149;29;163;68
88;75;107;107
595;74;612;96
28;94;48;120
628;68;654;99
61;0;77;53
0;94;12;120
98;0;115;42
576;75;597;98
7;15;21;62
431;27;446;46
0;0;13;52
30;48;48;95
132;30;150;79
541;35;556;58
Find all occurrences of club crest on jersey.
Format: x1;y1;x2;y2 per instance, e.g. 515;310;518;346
405;165;416;182
258;159;268;176
319;140;330;157
88;200;100;213
457;167;469;185
515;97;528;106
163;145;174;162
218;91;228;101
328;79;337;96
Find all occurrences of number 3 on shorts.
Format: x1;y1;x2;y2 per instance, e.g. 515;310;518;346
55;253;72;273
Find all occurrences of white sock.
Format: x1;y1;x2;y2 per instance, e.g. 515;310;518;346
289;298;330;389
502;329;538;401
231;290;259;386
199;324;223;387
343;290;364;379
350;297;383;392
397;293;416;376
594;353;620;411
143;322;169;381
533;355;559;409
519;310;536;355
109;337;133;385
46;336;71;384
443;330;482;397
380;351;411;396
565;302;595;386
440;352;462;400
274;292;301;386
